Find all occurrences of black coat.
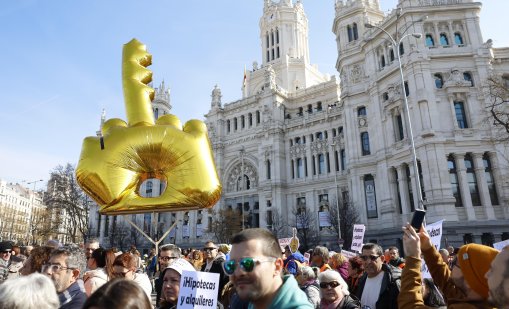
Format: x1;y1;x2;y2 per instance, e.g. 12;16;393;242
354;264;401;309
201;256;228;299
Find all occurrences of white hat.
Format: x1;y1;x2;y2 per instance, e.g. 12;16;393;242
166;258;195;276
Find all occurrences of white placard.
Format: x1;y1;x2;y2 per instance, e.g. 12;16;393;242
318;211;332;227
178;270;219;308
351;224;366;253
494;239;509;251
196;224;203;237
278;238;292;251
341;250;357;260
304;252;310;263
182;225;190;238
421;220;444;279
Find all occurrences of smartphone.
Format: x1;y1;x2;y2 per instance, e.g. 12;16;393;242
410;209;426;230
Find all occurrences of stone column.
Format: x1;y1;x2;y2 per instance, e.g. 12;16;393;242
473;153;495;219
455;153;476;220
397;165;411;215
408;164;419;211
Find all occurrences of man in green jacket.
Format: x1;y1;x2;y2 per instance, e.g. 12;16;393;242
226;228;313;309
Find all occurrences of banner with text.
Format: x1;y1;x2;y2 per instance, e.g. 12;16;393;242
421;219;444;279
278;238;292;251
178;270;219;309
351;224;366;253
318;211;332;227
341;250;358;260
494;239;509;251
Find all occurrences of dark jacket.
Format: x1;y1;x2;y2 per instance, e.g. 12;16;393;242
337;295;361;309
355;263;401;309
58;280;87;309
201;255;228;299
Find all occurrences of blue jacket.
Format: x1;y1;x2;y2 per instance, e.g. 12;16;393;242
248;275;313;309
59;280;87;309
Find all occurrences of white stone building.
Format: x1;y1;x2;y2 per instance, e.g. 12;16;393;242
0;180;47;245
89;0;509;251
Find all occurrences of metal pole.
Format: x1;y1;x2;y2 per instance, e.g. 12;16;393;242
25;179;43;244
364;23;424;210
331;143;342;241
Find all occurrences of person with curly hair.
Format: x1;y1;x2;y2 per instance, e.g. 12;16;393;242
19;246;54;276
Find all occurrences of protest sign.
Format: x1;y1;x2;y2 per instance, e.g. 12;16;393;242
278;238;292;251
318;211;332;227
178;270;219;309
341;250;357;260
351;224;365;253
494;239;509;251
304;252;310;264
421;220;444;279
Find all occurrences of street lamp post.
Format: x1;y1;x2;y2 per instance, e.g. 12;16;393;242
24;179;44;244
364;21;424;210
331;143;342;242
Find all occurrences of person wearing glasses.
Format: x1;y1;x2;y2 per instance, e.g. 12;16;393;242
0;241;23;283
354;243;401;309
201;241;228;299
112;252;152;301
155;244;182;307
318;270;360;309
226;228;313;309
43;246;87;309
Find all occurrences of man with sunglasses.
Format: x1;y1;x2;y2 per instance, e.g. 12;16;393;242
155;244;182;307
43;246;87;309
227;228;313;309
354;243;401;309
0;241;23;284
201;241;228;300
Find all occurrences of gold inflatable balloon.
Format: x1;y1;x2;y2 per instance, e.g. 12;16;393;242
76;39;221;215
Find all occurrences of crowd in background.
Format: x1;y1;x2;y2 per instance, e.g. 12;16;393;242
0;223;507;309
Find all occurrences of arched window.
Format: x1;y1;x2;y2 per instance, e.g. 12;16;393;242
434;73;444;88
463;72;473;86
298;107;303;116
358;106;367;116
227;120;231;133
296;158;303;178
266;160;271;180
347;25;353;42
234;117;238;130
404;81;410;97
425;34;435;47
389;49;395;62
316;132;323;140
256;111;261;124
248;113;253;126
399;42;405;55
241;115;245;128
454;32;464;45
295;137;301;144
154;108;159;119
454;101;469;128
440;33;449;46
448;155;462;207
361;132;370;155
380;55;386;68
332;128;337;137
276;28;279;44
316;102;322;111
324;131;328;139
353;23;359;40
271;30;274;46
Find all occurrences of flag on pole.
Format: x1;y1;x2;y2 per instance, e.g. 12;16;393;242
243;65;247;88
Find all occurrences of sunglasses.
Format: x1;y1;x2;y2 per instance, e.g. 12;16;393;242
360;254;380;261
203;247;217;252
160;256;177;261
222;257;275;275
320;281;340;289
0;251;11;254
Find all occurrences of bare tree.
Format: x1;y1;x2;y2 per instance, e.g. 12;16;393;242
208;207;242;243
266;208;287;238
292;206;320;251
485;75;509;139
108;217;131;251
328;194;360;250
45;164;89;244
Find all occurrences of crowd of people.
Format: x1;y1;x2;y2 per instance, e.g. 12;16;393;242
0;224;507;309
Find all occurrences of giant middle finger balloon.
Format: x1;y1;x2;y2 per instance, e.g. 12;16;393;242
76;39;222;215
